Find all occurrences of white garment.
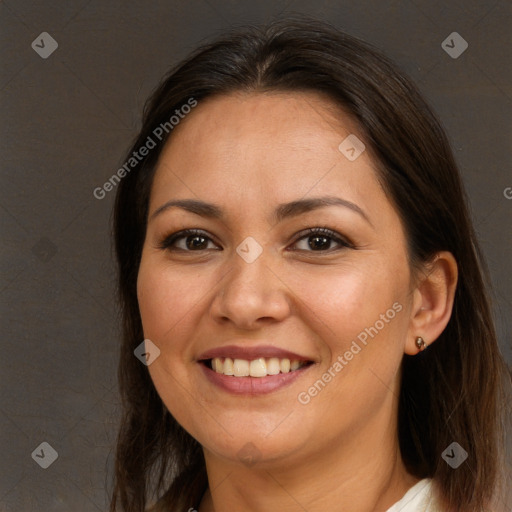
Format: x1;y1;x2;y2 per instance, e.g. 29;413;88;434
385;478;439;512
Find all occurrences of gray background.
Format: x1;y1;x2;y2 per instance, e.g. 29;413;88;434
1;1;511;510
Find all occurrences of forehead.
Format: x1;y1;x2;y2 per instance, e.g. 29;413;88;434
161;91;363;161
149;91;387;221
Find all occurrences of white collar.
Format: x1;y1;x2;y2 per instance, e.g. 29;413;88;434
385;478;436;512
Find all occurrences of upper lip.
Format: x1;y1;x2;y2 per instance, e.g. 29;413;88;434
197;344;314;362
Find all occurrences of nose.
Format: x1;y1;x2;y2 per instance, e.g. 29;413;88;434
210;248;291;330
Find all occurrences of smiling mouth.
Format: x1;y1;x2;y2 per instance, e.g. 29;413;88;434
200;357;313;378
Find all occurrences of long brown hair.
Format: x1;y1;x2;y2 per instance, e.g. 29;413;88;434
110;16;510;511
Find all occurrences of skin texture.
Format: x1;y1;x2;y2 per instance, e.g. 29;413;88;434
137;92;458;511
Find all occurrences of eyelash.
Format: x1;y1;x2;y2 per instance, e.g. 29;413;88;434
157;227;354;254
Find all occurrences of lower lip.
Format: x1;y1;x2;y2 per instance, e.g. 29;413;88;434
199;362;313;395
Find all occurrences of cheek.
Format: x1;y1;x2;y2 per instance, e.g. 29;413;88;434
288;262;407;347
136;258;205;432
287;262;409;408
293;293;399;421
137;259;202;345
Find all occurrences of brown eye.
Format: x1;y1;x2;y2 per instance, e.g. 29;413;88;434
159;229;220;252
291;228;353;252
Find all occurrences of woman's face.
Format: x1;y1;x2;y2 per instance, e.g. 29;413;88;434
137;92;417;468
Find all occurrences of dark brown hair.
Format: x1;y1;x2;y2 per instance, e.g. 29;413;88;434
110;16;509;511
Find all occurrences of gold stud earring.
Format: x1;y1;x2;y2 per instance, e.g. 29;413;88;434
415;336;428;351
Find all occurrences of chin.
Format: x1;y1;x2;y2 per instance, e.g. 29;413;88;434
201;427;308;470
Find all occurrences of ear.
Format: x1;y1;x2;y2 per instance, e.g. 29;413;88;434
405;251;458;355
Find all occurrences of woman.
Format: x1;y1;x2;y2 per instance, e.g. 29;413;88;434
109;17;509;512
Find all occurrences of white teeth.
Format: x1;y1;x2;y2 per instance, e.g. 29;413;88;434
209;357;308;377
249;358;267;377
233;359;250;377
266;357;281;375
213;357;223;373
223;357;234;375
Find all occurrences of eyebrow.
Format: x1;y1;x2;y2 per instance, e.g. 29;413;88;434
150;196;372;227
